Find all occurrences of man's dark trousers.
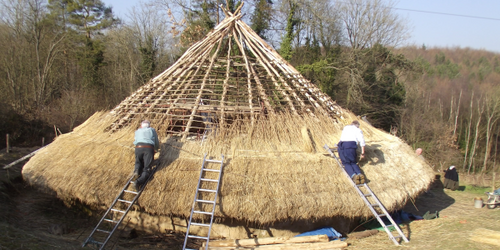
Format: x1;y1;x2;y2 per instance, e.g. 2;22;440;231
134;144;154;186
338;141;361;178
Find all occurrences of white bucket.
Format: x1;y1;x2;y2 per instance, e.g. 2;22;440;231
474;197;483;208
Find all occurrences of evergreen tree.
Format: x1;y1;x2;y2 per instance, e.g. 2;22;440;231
64;0;117;39
250;0;272;39
180;0;217;46
138;35;158;82
49;0;118;89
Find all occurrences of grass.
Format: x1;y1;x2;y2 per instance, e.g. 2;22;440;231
460;184;491;195
347;178;500;250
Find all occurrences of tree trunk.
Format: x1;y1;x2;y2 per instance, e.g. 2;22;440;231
468;100;484;174
454;90;462;136
463;92;474;171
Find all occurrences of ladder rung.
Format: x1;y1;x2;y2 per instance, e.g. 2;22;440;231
393;235;403;238
193;210;213;215
205;159;222;163
111;209;126;213
89;240;103;245
200;178;218;182
199;188;217;192
118;199;133;204
363;193;372;197
385;224;394;228
96;229;111;234
124;190;139;194
104;219;119;223
378;214;387;217
196;199;215;204
202;168;220;172
371;204;380;207
191;223;210;227
188;235;209;240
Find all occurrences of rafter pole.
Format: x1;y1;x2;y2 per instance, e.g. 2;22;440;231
182;28;229;139
220;33;234;126
230;30;272;114
234;22;298;114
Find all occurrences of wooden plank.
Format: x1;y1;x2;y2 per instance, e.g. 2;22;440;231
207;235;329;247
207;240;347;250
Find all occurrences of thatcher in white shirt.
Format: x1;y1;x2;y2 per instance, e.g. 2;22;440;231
339;124;366;147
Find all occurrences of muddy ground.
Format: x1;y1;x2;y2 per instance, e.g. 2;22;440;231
1;147;500;250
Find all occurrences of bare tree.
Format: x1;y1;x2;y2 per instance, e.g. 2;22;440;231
468;98;484;174
463;92;474;171
339;0;409;49
127;1;175;82
482;92;500;172
0;0;65;113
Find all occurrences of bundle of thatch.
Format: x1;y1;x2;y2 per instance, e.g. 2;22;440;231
22;4;433;236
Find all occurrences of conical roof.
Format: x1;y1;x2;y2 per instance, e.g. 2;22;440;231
108;5;341;137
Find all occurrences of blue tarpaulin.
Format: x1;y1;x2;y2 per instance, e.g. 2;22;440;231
363;210;423;231
494;188;500;195
295;227;342;240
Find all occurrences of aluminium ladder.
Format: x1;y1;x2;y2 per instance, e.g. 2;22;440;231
82;164;157;249
323;144;409;246
183;154;225;250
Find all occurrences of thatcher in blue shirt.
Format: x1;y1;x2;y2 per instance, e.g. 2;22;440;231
133;126;159;151
132;120;159;191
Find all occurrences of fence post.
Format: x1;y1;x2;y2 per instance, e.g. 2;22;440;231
493;172;496;192
6;134;9;153
42;137;45;147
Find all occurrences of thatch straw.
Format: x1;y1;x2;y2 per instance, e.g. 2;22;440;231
23;110;434;225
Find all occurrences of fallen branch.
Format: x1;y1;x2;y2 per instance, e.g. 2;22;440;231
3;147;45;169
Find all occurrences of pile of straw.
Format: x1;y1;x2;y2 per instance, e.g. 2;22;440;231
23;110;434;225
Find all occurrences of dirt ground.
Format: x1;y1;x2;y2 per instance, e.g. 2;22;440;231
1;147;500;250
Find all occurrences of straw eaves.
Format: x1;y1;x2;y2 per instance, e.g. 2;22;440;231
22;5;434;227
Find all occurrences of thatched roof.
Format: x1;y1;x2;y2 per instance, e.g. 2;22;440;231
22;5;434;227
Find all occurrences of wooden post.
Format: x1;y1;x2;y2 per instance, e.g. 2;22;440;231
6;134;9;153
42;137;45;146
54;125;58;137
493;172;496;192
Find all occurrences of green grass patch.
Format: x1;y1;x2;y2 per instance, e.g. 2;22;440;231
461;184;491;194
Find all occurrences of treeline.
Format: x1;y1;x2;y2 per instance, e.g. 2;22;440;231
397;47;500;173
0;0;180;133
1;0;499;173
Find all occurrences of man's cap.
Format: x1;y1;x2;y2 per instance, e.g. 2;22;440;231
142;120;150;124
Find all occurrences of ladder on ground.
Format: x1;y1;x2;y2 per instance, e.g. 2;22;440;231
183;154;225;250
323;144;409;246
82;165;157;249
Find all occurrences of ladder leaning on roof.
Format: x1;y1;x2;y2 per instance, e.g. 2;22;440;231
183;154;225;250
82;162;158;249
323;144;409;246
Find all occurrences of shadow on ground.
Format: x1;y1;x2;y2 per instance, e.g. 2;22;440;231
403;175;456;217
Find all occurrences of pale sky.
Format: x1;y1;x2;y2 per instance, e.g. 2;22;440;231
104;0;500;53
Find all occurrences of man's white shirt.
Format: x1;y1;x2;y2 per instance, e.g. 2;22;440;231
339;125;366;146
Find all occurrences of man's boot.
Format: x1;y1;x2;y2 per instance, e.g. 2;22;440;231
358;174;365;184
